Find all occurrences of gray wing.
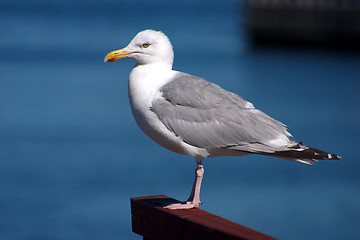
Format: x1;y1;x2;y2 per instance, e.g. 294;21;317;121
151;72;291;151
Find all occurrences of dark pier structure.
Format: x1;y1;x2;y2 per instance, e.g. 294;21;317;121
245;0;360;49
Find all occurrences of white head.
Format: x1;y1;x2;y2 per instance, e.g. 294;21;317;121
104;29;174;67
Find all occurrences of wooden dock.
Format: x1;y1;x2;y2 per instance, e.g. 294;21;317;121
131;195;277;240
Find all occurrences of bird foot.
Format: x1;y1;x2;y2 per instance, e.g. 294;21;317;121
164;201;201;210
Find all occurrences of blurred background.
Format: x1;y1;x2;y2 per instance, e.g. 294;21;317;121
1;0;359;239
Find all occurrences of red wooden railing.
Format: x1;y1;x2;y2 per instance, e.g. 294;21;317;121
131;195;277;240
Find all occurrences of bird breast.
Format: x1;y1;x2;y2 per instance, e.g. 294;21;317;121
128;64;188;155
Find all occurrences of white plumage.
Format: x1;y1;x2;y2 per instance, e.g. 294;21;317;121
104;29;340;209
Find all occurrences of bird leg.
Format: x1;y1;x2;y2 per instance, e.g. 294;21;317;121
187;158;204;205
164;157;204;210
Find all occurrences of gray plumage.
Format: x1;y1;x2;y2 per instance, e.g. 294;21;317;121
105;29;340;209
151;72;339;164
151;72;287;148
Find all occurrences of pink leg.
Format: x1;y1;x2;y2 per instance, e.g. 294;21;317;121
165;157;204;209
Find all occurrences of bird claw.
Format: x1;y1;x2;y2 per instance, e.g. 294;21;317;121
164;201;201;210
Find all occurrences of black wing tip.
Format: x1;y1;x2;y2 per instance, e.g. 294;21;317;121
274;142;341;163
296;142;341;160
328;153;341;160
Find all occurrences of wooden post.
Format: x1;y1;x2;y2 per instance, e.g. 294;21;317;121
131;195;277;240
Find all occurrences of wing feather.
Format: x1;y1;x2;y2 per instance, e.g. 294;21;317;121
151;72;291;151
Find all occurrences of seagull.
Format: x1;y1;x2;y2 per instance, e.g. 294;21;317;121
104;29;340;209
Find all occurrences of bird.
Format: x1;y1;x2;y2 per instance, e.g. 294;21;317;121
104;29;341;209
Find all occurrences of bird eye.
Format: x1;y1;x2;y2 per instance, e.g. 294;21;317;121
142;43;150;48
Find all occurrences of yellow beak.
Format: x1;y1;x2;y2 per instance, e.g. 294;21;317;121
104;48;131;62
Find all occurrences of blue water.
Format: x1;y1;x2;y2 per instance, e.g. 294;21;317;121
1;1;360;239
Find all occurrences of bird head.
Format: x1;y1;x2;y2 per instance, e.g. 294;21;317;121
104;29;174;67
